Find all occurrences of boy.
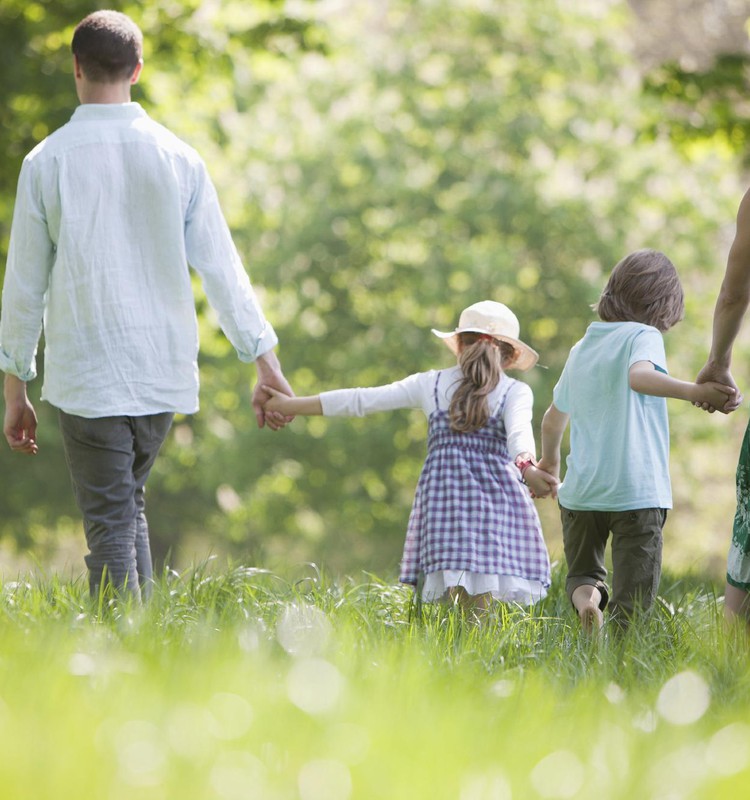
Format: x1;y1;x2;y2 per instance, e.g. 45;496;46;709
538;249;733;630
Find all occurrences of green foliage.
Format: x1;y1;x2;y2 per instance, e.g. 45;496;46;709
0;0;746;578
643;53;750;164
0;565;749;797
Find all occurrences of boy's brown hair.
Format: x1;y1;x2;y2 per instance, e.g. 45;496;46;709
72;11;143;83
595;249;685;332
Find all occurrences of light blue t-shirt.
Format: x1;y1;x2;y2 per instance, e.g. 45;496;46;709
553;321;672;511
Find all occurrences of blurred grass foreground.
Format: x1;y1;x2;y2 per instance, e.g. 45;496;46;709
1;561;749;799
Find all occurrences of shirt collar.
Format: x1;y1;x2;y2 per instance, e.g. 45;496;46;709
70;102;148;122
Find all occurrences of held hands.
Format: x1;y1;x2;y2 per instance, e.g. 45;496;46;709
523;463;560;500
693;364;743;414
252;351;295;431
531;457;560;500
263;385;296;417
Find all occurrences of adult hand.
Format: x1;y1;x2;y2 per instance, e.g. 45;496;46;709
252;350;295;430
695;362;743;414
3;375;38;454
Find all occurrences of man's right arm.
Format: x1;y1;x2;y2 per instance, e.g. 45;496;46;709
3;374;38;454
0;158;54;385
1;158;53;453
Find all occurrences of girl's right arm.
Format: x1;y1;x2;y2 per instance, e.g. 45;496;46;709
263;386;322;416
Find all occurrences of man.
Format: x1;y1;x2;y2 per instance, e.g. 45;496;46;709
0;11;292;600
697;188;750;628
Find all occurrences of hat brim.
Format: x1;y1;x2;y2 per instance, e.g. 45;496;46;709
431;328;539;371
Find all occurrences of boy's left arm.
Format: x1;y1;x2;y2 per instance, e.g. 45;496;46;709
537;403;569;483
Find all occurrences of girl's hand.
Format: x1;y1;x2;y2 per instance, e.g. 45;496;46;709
524;465;559;500
263;385;294;416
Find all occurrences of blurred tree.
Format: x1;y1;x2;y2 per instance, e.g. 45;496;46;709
155;0;743;576
627;0;750;164
0;0;745;579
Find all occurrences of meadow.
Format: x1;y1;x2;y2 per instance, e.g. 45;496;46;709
0;561;748;800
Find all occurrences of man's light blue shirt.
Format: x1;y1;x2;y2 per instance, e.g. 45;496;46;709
0;103;277;417
554;321;672;511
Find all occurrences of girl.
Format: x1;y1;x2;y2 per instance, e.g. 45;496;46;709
264;300;555;611
538;249;734;632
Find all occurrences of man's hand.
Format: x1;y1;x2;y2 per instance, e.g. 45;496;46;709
3;375;38;454
252;350;295;430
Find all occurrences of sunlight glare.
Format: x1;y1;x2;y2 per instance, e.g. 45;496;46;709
277;602;332;657
530;750;584;799
656;671;711;726
460;769;513;800
298;758;352;800
706;722;750;776
287;657;344;714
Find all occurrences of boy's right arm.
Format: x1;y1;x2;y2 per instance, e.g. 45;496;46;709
629;361;735;410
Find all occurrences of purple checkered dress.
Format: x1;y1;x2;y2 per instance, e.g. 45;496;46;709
399;372;551;588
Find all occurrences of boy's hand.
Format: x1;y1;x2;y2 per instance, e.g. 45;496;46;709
535;457;560;482
692;381;741;415
524;465;559;500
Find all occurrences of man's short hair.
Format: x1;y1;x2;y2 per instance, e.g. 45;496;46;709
71;10;143;83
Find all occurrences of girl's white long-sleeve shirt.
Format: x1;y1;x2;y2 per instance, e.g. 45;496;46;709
319;365;537;458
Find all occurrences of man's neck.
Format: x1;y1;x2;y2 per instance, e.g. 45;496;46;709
76;81;132;105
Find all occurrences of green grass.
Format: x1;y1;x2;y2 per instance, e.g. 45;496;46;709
0;562;748;799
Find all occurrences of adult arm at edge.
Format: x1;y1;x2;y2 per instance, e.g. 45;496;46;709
696;188;750;410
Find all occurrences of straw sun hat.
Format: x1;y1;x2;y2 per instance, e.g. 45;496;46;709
431;300;539;371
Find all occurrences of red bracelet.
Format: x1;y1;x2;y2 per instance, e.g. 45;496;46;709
514;455;537;482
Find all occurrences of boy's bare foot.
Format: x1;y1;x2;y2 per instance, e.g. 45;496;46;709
571;584;604;635
578;602;604;634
